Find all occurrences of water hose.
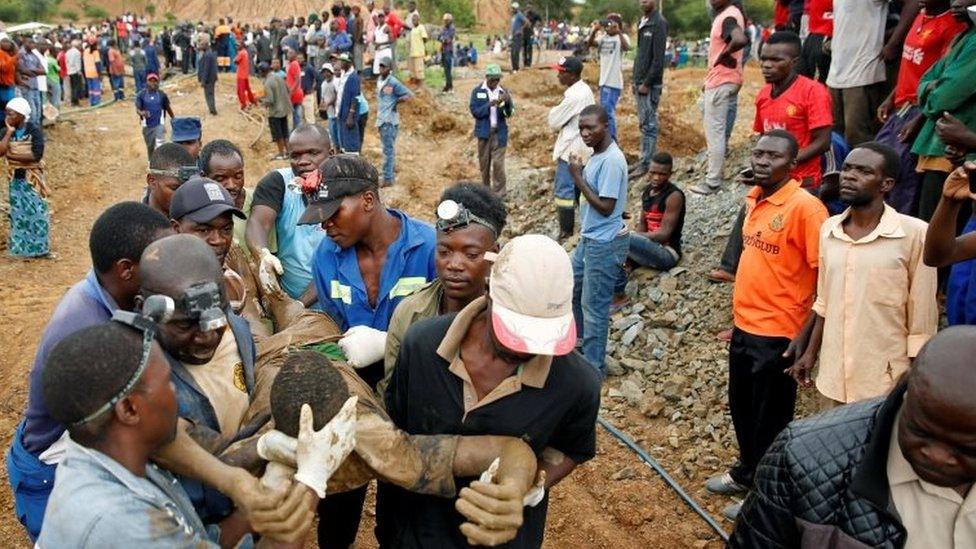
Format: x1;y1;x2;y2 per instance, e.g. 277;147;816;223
597;415;730;542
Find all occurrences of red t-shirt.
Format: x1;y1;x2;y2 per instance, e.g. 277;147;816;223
807;0;834;37
754;75;833;187
386;12;404;39
894;10;967;107
235;49;250;80
0;50;15;87
286;60;304;105
337;15;348;32
57;50;67;78
774;1;789;29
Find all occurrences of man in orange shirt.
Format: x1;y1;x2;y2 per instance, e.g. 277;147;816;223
107;40;125;101
704;130;828;520
234;38;257;110
285;48;304;130
0;34;17;126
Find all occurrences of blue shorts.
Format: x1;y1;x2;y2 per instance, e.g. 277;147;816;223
555;159;575;207
6;420;56;541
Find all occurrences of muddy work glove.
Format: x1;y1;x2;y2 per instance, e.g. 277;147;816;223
479;458;546;507
293;397;358;499
257;430;298;466
258;248;284;294
338;326;387;368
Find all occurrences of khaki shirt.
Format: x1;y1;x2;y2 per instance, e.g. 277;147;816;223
889;408;976;548
185;329;249;436
437;296;552;419
813;206;937;403
380;280;444;399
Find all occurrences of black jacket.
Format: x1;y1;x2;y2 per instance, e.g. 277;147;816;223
730;385;909;548
633;9;667;88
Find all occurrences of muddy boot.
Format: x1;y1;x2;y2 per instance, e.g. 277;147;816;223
557;206;575;241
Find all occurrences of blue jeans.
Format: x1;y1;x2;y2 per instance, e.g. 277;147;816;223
378;123;398;182
628;233;679;270
572;233;629;377
134;69;147;94
633;83;662;169
7;420;56;541
293;104;304;130
22;89;41;126
726;88;739;145
554;160;575;207
109;74;124;100
329;118;341;150
599;85;621;141
948;216;976;326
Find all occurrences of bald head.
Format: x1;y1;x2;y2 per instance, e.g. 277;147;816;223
139;234;223;297
899;327;976;489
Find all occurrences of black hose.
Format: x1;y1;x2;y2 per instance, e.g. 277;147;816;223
597;415;730;542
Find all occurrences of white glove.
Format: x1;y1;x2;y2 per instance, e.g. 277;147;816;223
338;326;388;368
479;458;546;508
257;430;298;466
293;397;358;499
260;461;297;491
258;248;284;294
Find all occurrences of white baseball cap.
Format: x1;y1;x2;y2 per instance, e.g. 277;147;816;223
6;97;31;117
488;235;576;356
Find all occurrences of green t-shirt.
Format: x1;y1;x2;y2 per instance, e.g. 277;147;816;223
46;57;59;82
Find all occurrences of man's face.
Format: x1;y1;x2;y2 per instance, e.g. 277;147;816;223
151;284;228;366
839;148;892;207
579;113;607;149
486;300;536;365
5;108;24;127
323;69;334;82
289;132;331;176
750;136;796;189
557;70;576;87
412;14;420;26
135;345;179;449
174;213;235;265
24;38;34;51
436;225;496;303
148;174;183;215
379;63;391;77
487;76;501;90
640;0;657;13
323;193;370;249
287;48;297;62
147;78;159;91
606;20;620;35
271;58;281;71
950;0;976;22
179;139;202;160
760;43;797;85
647;161;672;188
899;388;976;489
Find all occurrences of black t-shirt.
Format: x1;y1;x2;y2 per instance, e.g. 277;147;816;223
377;314;601;548
251;170;287;213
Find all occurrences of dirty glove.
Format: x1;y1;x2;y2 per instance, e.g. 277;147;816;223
338;326;387;368
257;430;298;466
258;248;284;294
260;461;297;491
479;458;546;507
294;397;358;498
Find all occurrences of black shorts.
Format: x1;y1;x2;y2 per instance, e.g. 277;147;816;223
269;116;288;141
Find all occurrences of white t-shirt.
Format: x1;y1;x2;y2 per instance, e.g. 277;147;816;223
598;34;623;90
826;0;888;89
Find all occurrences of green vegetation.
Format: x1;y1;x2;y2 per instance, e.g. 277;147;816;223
145;3;156;17
0;0;62;22
61;9;78;22
426;0;476;28
83;4;108;20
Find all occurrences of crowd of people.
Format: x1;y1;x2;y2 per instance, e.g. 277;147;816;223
5;0;976;546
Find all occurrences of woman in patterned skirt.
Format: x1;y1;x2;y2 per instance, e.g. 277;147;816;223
2;97;48;257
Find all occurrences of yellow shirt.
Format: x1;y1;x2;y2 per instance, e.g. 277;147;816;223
185;329;249;435
409;25;428;58
889;409;976;548
813;205;937;403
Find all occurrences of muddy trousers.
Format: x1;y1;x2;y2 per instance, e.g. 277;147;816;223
728;328;797;487
477;131;507;195
317;484;367;548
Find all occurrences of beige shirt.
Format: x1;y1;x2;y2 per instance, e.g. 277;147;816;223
889;409;976;548
380;279;444;400
185;329;250;435
813;206;937;403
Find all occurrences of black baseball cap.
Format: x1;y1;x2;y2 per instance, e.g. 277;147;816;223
552;56;583;74
297;155;379;225
169;177;246;223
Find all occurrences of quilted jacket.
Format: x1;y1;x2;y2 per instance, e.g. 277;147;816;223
729;384;909;548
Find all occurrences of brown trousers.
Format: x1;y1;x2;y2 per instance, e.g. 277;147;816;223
829;82;886;148
477;130;507;196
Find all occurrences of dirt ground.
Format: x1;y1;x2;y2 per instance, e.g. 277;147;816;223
0;48;761;547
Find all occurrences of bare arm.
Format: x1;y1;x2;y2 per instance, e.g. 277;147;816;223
795;126;832;166
924;165;976;266
538;447;576;487
882;0;920;62
246;204;277;258
297;281;318;308
645;191;684;244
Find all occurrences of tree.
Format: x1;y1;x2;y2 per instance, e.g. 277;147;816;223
146;3;157;17
61;9;78;22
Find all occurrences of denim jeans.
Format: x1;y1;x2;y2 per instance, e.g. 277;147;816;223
378;122;398;182
633;83;662;169
134;70;147;94
628;233;678;270
441;52;453;90
554;159;575;207
293;104;303;129
109;75;124;100
47;78;61;110
22;89;41;126
599;85;621;141
572;233;629;377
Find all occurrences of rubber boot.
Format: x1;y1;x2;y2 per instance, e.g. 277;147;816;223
557;206;575;241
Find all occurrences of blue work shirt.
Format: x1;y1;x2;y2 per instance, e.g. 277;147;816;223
376;75;412;127
135;89;170;129
23;271;118;455
38;440;232;548
312;209;437;331
580;141;628;242
510;11;526;37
